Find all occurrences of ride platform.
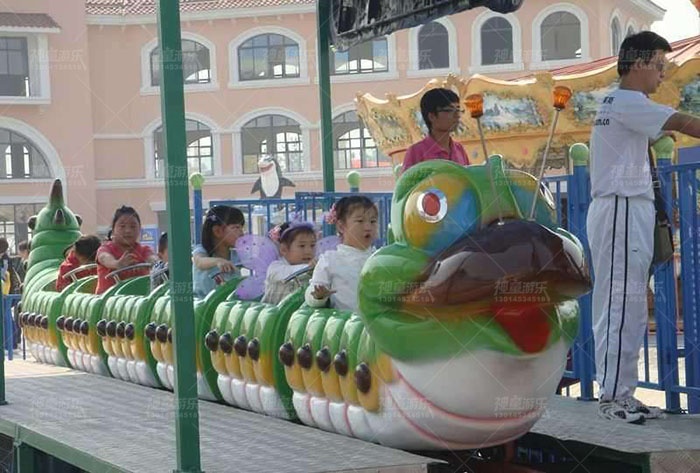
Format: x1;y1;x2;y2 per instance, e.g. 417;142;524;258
0;360;435;473
523;395;700;472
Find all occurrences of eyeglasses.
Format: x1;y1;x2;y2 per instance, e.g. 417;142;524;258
436;107;465;114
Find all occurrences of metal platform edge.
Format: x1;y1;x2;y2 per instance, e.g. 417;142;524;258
0;416;127;473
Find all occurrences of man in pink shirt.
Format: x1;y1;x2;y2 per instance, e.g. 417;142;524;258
401;88;470;173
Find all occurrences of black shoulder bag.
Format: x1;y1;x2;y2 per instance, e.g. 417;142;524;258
649;146;674;266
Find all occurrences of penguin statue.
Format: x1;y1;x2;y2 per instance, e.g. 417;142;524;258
251;155;296;199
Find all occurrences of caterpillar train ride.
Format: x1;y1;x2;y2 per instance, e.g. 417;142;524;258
17;156;591;451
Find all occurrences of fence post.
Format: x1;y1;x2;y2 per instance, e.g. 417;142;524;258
567;143;595;400
190;173;204;246
654;137;684;412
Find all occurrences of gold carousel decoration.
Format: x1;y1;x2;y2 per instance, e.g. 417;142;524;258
355;36;700;173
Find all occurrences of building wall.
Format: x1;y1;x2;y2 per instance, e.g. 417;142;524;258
1;0;663;240
1;0;98;244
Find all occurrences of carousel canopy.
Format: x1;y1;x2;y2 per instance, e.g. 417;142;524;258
356;35;700;172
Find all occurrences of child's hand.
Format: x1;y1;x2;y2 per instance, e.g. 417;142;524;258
117;252;136;268
311;284;335;300
216;258;236;273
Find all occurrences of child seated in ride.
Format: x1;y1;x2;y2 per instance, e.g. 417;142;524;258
95;206;157;294
261;221;317;304
305;196;378;312
56;235;101;291
150;232;169;291
192;206;245;299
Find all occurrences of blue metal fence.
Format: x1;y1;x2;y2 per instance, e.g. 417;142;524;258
194;146;700;411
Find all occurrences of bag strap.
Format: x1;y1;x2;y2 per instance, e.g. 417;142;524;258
648;145;671;224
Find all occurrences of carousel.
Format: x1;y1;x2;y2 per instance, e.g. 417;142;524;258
356;35;700;174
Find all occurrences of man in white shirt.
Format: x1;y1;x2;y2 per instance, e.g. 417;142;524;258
588;31;700;423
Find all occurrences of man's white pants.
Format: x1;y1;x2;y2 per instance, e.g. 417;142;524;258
586;196;654;402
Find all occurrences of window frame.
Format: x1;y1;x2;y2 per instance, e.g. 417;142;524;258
332;110;390;170
140;33;218;95
407;18;459;78
530;3;589;70
229;27;309;89
0;32;53;104
470;11;523;74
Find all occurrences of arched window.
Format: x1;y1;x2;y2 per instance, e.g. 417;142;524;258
611;18;621;56
0;128;50;179
481;17;514;65
150;39;211;86
0;203;45;251
332;38;388;75
333;111;389;169
626;25;636;38
540;11;581;61
418;22;449;70
241;115;303;174
238;33;300;81
153;119;213;178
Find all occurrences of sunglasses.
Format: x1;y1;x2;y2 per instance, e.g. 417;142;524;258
435;107;465;114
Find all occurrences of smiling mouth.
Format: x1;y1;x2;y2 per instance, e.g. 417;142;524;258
259;163;274;173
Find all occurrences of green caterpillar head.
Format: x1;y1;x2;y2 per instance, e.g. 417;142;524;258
358;159;591;361
26;179;83;270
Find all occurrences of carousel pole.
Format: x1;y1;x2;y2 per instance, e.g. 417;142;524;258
528;86;572;220
156;1;202;472
465;94;503;224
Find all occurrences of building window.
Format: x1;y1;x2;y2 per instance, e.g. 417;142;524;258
0;37;29;97
333;111;390;169
0;203;44;251
0;128;50;179
153;119;213;178
418;22;449;70
150;39;211;86
332;38;388;75
611;18;621;56
540;12;581;61
481;17;514;65
238;33;300;81
626;26;636;38
241;115;303;174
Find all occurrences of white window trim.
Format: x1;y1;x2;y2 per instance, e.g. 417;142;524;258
230;107;313;175
228;26;310;90
142;112;223;180
0;32;53;104
610;10;623;57
140;32;219;96
406;18;460;78
530;3;591;71
470;11;524;74
324;103;393;173
0;116;65;188
625;19;638;37
321;34;399;84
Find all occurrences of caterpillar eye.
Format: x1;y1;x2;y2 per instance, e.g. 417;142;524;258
417;189;447;223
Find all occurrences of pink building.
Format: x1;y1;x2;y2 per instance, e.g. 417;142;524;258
0;0;664;246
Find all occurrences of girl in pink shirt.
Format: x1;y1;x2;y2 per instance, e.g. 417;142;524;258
95;206;156;294
401;88;469;173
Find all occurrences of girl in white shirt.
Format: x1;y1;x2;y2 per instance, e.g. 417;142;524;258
305;196;378;312
261;222;317;304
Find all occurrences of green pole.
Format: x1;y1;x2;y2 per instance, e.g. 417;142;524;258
155;2;202;472
317;0;335;192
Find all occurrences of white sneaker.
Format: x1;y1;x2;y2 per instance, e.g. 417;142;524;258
619;397;665;419
598;400;645;424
